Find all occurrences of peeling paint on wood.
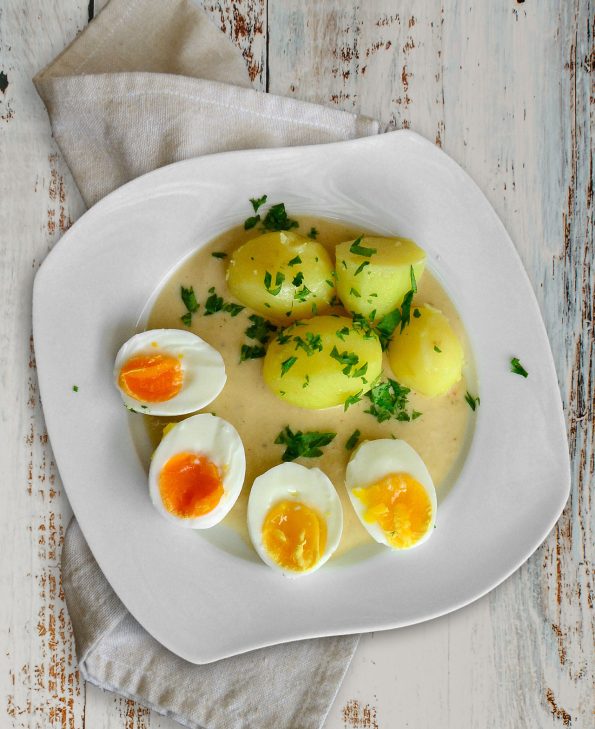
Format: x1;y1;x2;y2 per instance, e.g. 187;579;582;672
1;0;593;728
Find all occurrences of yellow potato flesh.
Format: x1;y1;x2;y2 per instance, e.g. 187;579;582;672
226;231;335;323
335;236;426;320
263;316;382;409
388;305;464;397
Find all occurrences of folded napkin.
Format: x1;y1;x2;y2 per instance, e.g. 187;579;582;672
34;0;380;727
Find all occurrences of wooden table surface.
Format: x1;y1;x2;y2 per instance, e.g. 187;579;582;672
1;1;593;727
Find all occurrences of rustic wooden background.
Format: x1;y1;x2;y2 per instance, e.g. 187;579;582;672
1;0;593;727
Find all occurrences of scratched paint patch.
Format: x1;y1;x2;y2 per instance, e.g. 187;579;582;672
203;1;266;87
342;699;379;729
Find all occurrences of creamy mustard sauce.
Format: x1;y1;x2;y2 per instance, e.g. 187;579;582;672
146;217;474;560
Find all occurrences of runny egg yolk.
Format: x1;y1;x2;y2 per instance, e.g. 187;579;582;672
353;472;432;549
262;500;327;572
119;353;183;403
159;452;224;518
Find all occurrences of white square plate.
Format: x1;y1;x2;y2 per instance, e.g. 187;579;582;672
33;131;570;663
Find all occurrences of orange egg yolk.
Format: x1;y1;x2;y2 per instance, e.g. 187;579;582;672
262;500;327;572
119;353;183;403
353;472;432;549
159;452;224;518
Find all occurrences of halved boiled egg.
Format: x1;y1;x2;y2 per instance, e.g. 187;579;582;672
149;413;245;528
114;329;226;416
247;463;343;577
346;439;437;550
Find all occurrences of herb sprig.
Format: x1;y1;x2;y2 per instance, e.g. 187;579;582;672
275;426;336;461
365;379;421;423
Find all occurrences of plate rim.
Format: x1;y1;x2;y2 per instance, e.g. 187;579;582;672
33;130;571;663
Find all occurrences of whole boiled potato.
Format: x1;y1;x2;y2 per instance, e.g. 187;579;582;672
388;305;464;397
226;231;335;322
335;236;426;320
263;315;382;409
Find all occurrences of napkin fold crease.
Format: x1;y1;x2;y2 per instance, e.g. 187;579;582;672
34;0;381;726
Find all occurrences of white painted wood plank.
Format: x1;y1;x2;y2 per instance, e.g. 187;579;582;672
0;3;89;729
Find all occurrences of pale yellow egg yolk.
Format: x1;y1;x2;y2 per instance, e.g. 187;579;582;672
262;500;327;572
159;452;223;518
119;353;183;403
353;472;432;549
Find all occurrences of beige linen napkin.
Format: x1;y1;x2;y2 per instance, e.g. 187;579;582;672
34;1;380;727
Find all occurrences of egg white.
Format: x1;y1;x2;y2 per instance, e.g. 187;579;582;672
114;329;226;416
149;413;245;529
346;439;437;550
247;462;343;577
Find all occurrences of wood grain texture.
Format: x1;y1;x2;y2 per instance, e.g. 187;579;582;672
1;0;592;728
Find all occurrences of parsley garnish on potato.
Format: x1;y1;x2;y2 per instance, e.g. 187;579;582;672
264;271;285;296
274;426;336;461
293;332;323;356
330;346;360;376
510;357;528;378
280;356;298;376
211;251;227;259
308;227;318;240
344;391;363;411
349;236;377;257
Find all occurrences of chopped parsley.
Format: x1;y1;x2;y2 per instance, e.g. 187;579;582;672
180;285;199;325
434;345;442;353
413;308;421;318
246;314;277;344
288;255;302;266
244;215;260;230
293;332;323;356
264;271;285;296
72;385;79;393
365;378;421;423
292;271;304;287
350;287;361;298
204;287;223;315
344;390;363;411
464;391;481;411
398;266;417;332
349;235;377;257
375;309;401;350
510;357;528;378
180;285;199;312
354;261;370;276
250;195;267;212
276;330;292;345
330;346;359;376
211;251;227;259
311;302;318;315
308;227;318;239
336;326;350;341
345;429;361;450
203;287;244;316
302;375;310;388
240;344;266;361
274;426;336;461
261;202;299;232
223;302;245;316
280;356;298;376
294;285;311;302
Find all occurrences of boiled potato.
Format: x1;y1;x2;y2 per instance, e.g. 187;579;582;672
263;315;382;409
388;305;464;397
226;231;335;322
335;236;426;320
